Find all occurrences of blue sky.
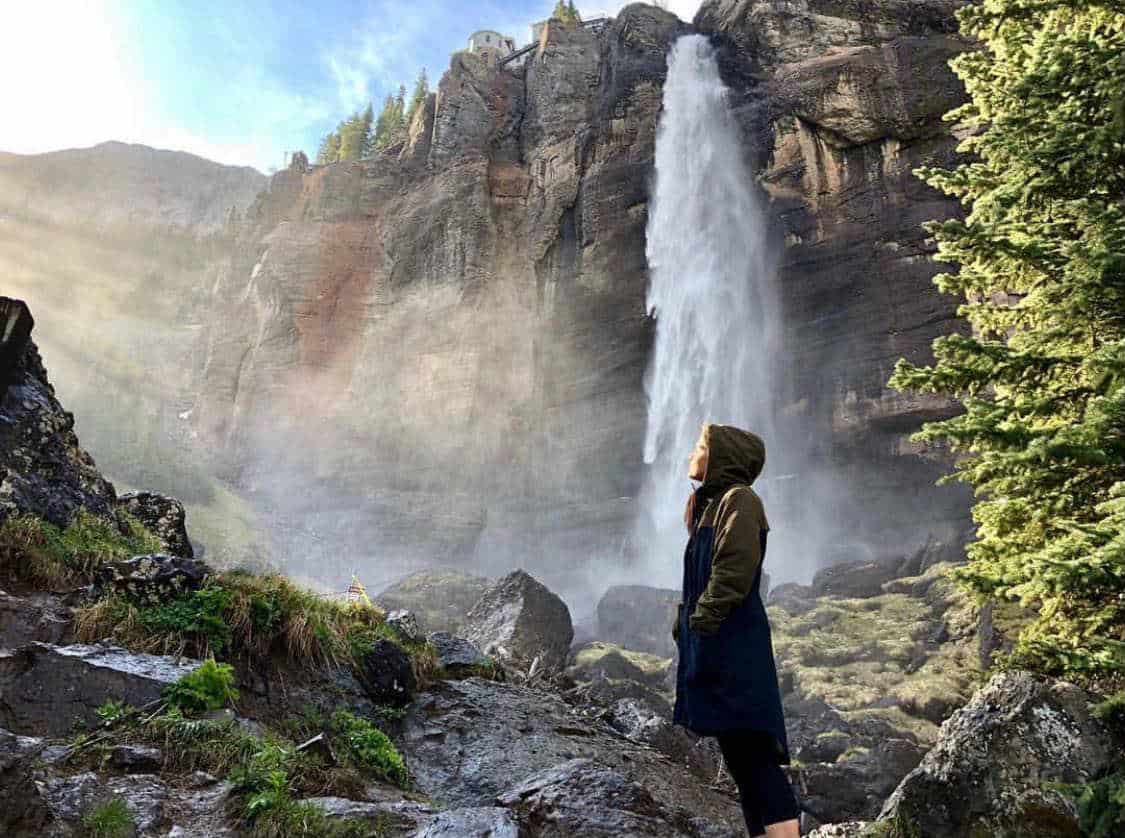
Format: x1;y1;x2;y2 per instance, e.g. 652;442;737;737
2;0;700;173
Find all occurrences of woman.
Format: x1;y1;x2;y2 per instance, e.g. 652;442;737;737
672;423;800;838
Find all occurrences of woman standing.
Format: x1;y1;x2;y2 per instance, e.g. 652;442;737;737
673;423;800;838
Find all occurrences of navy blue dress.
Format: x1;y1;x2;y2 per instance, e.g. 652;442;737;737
672;521;790;763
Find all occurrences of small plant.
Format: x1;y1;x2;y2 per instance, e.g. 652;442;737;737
96;699;131;726
1077;771;1125;838
331;710;408;788
137;585;234;654
1093;692;1125;736
163;659;240;714
81;798;135;838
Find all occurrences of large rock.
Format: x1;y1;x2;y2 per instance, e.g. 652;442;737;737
876;671;1122;837
355;639;417;707
36;771;168;835
0;592;72;647
397;678;743;831
595;585;679;657
461;570;573;675
375;571;492;635
95;553;208;606
496;759;736;837
115;491;194;558
429;631;492;676
0;297;117;529
0;642;200;736
0;727;49;835
414;807;522;837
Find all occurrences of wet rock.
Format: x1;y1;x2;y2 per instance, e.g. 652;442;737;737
462;570;573;675
0;727;48;834
876;671;1122;837
429;632;492;675
111;744;163;773
0;642;200;736
95;554;208;606
595;585;679;657
0;298;35;396
163;779;235;837
375;571;491;635
355;639;417;707
567;641;671;688
565;676;673;719
115;492;194;558
606;697;717;776
414;806;522;837
807;824;870;838
37;771;167;833
496;758;737;837
307;794;435;835
398;678;742;830
0;592;72;647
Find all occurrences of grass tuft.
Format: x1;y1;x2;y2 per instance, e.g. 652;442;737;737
81;798;135;838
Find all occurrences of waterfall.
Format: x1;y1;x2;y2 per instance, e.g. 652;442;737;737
633;34;781;587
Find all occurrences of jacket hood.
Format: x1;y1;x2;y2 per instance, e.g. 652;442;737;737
702;423;765;490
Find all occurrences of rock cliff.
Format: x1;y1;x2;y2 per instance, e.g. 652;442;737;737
187;2;971;598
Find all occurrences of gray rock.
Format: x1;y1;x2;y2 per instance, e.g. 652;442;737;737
767;583;816;615
429;632;491;675
807;825;870;838
496;759;738;837
111;744;163;773
595;585;679;657
606;697;718;777
0;592;72;647
355;639;416;707
115;492;194;558
397;678;742;831
95;554;208;606
810;556;903;599
376;571;492;635
307;794;435;835
0;299;35;396
37;771;167;833
462;570;573;675
876;671;1122;837
0;642;200;736
387;610;423;643
0;727;47;834
414;807;522;837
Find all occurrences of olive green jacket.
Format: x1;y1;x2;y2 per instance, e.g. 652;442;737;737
680;424;770;636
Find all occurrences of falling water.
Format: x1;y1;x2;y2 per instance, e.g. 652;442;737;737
633;34;781;587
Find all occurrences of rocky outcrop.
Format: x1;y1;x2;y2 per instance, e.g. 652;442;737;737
114;492;194;558
0;642;200;737
595;585;679;657
875;671;1121;837
462;570;574;675
0;297;117;529
375;571;492;635
95;554;208;605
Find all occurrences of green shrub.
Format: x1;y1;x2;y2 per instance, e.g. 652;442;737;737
137;585;234;654
81;798;135;838
0;510;161;588
330;711;408;788
96;700;131;726
1093;691;1125;736
164;659;240;714
1077;771;1125;838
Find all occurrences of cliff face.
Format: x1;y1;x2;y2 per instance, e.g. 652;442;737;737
0;143;265;533
193;2;971;597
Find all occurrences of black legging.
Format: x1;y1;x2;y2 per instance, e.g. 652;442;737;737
717;731;800;835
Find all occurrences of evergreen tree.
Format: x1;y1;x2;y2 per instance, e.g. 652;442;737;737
336;107;370;161
553;0;581;25
406;68;429;126
889;0;1125;680
374;94;398;150
315;131;341;165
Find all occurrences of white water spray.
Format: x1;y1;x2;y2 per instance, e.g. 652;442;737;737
633;34;781;587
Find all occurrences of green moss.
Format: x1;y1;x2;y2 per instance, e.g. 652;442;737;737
81;798;135;838
573;642;671;678
0;509;161;588
164;659;240;714
330;711;408;788
1076;770;1125;838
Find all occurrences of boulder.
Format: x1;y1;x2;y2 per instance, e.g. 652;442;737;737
414;807;522;837
811;557;903;599
0;727;49;835
567;641;671;689
767;582;816;615
461;570;573;675
306;795;435;834
115;491;194;558
496;759;737;837
606;698;719;777
0;642;200;736
0;592;72;647
375;570;491;635
0;299;35;396
387;610;423;643
355;639;417;707
595;585;679;657
429;632;492;676
110;744;163;773
95;554;208;606
36;771;167;834
876;671;1122;837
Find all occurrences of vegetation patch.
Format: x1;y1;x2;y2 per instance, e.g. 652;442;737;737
163;659;240;714
81;798;135;838
0;509;161;589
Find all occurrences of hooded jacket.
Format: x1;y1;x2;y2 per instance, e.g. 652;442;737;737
672;423;789;760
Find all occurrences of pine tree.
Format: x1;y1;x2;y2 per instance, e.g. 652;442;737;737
406;69;429;126
315;131;341;165
373;94;398;150
553;0;580;25
336;108;369;161
890;1;1125;680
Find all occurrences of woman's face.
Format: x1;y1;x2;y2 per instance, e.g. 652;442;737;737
688;429;708;481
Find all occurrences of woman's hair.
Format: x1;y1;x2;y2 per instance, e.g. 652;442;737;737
684;486;700;533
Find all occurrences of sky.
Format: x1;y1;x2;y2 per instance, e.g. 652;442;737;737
1;0;702;173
